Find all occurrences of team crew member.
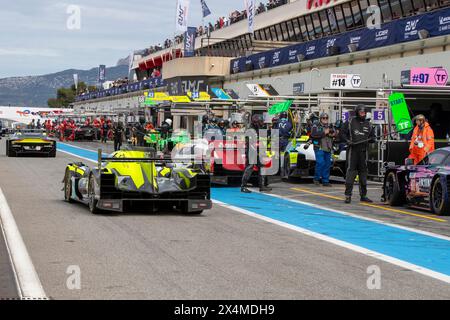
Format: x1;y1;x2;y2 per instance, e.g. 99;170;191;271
310;113;334;187
408;114;435;165
113;123;125;151
277;112;293;152
341;105;375;204
241;114;272;194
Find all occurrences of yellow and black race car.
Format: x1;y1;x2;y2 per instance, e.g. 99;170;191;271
6;130;56;157
63;147;212;214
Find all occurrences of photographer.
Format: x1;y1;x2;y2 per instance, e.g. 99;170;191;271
310;113;335;187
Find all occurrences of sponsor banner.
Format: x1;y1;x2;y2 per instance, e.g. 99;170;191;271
187;91;211;101
184;26;197;57
211;88;232;100
73;74;78;91
244;0;256;34
246;84;279;97
230;7;450;74
0;107;72;123
98;65;106;83
200;0;211;18
176;0;190;32
144;91;171;102
170;96;192;103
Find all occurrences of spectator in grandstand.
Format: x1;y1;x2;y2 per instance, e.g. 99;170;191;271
151;68;161;78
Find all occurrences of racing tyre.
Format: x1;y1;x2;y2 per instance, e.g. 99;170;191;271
64;170;74;203
88;175;101;214
282;156;291;181
384;172;405;206
431;178;450;216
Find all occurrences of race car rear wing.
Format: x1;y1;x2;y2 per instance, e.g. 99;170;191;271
97;149;206;170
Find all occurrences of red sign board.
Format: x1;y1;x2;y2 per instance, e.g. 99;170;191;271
307;0;338;10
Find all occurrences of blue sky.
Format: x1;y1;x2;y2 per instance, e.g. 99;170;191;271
0;0;244;78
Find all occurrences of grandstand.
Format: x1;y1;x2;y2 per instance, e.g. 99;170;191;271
75;0;450;137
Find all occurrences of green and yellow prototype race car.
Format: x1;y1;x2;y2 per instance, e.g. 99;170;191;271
63;147;212;214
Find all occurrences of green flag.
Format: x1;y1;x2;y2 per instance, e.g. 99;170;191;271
389;92;413;134
144;98;157;106
269;100;293;115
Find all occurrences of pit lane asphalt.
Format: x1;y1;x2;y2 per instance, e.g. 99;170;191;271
0;139;450;299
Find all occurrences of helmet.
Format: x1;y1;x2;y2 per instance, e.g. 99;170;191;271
355;104;367;120
280;112;288;119
251;114;264;127
231;120;239;127
165;119;173;126
319;112;329;119
355;104;367;113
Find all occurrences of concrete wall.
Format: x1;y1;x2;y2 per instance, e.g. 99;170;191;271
163;56;232;80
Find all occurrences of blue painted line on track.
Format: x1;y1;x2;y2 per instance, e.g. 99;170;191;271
58;142;450;277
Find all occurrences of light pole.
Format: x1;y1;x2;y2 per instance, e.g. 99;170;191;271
308;68;321;113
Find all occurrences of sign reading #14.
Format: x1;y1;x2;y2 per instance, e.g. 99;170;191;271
330;74;362;89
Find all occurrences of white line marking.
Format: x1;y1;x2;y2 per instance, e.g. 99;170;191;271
0;187;47;299
213;199;450;284
256;189;450;242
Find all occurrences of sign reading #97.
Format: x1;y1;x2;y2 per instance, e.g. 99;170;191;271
330;74;362;89
410;67;448;86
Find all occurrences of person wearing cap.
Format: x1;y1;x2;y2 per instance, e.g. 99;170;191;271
341;105;376;204
408;114;435;165
310;112;335;187
241;114;272;193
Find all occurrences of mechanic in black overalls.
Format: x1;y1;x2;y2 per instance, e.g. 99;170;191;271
341;105;375;204
241;114;272;194
113;122;124;151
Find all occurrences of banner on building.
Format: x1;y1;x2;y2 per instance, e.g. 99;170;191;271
98;65;106;83
176;0;190;32
244;0;256;34
184;26;197;57
230;7;450;74
200;0;211;18
73;74;78;91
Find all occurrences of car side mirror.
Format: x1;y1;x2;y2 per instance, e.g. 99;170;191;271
405;158;414;166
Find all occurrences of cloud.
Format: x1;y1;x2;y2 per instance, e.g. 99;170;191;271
0;0;245;77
